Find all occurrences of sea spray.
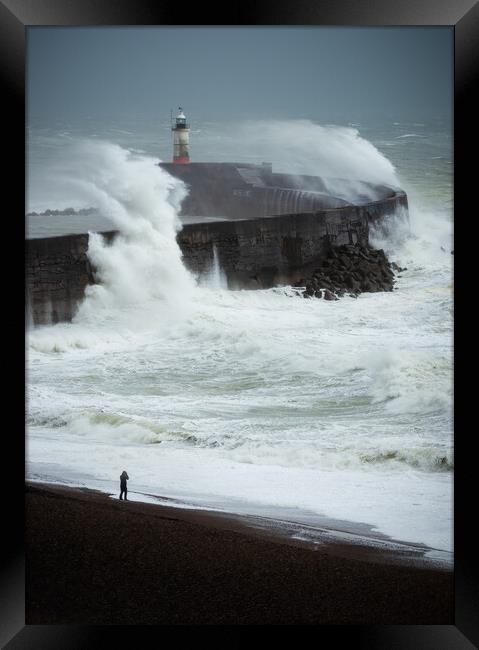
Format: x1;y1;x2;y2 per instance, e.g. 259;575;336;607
204;120;401;196
42;141;197;331
199;244;228;290
28;120;402;216
369;201;453;272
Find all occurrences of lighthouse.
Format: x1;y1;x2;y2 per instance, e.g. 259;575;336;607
172;107;190;164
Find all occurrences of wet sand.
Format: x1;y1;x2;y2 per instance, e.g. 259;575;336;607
26;483;453;625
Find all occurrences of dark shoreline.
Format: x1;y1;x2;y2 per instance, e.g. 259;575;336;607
26;482;453;624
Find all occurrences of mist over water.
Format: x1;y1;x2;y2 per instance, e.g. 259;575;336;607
26;118;453;553
232;121;399;184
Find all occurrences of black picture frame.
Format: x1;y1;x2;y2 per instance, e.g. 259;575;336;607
2;0;476;647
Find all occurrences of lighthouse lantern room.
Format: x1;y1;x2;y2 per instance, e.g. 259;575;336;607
172;107;190;164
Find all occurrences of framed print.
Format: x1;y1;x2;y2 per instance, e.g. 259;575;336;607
1;0;477;647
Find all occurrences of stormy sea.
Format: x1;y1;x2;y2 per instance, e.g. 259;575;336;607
26;117;453;560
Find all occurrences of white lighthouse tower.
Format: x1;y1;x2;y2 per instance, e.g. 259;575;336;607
172;107;190;164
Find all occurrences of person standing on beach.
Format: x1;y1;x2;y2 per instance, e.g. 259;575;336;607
119;471;129;501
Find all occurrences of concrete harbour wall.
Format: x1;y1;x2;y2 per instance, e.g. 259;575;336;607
26;189;407;326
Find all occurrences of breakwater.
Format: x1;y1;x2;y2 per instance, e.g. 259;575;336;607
158;162;396;219
294;242;406;300
26;188;407;326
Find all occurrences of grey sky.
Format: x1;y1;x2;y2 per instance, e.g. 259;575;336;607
27;27;452;124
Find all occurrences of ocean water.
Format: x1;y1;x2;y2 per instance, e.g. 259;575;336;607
26;117;453;555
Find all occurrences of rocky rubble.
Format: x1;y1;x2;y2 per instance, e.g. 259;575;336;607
294;243;406;300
